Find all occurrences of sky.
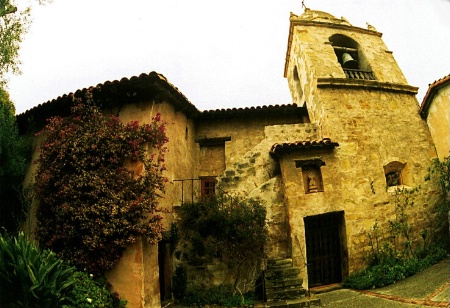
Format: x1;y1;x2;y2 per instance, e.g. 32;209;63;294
7;0;450;114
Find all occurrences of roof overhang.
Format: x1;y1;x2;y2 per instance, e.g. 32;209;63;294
16;72;199;134
270;138;339;158
420;74;450;119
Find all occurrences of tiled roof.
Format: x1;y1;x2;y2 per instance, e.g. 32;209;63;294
270;138;339;158
198;103;307;119
16;71;199;134
16;71;306;134
420;73;450;118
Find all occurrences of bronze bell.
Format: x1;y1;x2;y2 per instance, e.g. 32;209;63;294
342;52;358;69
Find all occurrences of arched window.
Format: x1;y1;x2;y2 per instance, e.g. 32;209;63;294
329;34;375;80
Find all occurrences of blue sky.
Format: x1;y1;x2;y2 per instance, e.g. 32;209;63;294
8;0;450;114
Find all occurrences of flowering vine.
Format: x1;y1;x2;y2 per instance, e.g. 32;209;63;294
34;99;168;275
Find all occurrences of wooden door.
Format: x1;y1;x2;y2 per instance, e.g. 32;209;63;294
304;212;343;287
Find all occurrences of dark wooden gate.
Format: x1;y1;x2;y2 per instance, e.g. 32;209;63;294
304;212;343;287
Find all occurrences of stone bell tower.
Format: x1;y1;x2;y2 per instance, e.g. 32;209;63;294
280;8;441;286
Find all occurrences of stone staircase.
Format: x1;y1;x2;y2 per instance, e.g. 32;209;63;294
260;259;320;307
265;259;306;301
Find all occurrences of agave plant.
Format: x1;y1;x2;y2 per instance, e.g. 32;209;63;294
0;232;76;307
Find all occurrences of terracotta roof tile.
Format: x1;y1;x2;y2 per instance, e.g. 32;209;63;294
270;138;339;158
17;71;199;134
199;103;307;119
420;73;450;118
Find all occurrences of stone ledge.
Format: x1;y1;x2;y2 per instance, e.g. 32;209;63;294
317;78;418;95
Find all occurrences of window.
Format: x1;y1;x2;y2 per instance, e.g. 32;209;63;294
384;161;406;187
201;177;216;199
385;171;401;187
329;34;375;80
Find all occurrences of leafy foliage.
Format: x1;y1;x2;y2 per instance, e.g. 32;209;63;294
344;243;447;290
176;194;267;290
178;194;267;268
177;284;254;307
0;232;76;307
426;156;450;214
0;87;31;231
62;271;126;308
0;0;31;83
34;99;168;275
344;187;447;289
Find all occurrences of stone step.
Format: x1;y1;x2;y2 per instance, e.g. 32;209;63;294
266;287;307;301
265;267;300;279
267;258;293;268
266;277;304;289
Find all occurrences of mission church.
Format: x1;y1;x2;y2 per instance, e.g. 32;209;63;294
18;8;447;307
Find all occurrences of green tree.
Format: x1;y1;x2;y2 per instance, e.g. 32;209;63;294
0;87;30;231
0;0;31;84
0;0;53;83
34;98;168;275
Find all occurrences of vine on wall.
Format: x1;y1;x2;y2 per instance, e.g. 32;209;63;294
34;97;168;275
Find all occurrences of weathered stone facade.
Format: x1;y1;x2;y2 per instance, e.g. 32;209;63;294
281;9;443;287
18;9;446;307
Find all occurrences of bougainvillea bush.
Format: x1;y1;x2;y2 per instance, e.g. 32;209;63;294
34;98;168;275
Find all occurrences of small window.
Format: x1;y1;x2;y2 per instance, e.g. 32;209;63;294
201;177;216;199
384;161;406;187
386;171;401;187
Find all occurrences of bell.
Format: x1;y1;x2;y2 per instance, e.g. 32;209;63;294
342;52;358;69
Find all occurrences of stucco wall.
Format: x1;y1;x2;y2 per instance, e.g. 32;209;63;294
23;99;198;307
107;100;198;307
425;84;450;160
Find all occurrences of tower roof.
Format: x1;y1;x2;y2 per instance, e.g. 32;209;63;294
284;8;381;78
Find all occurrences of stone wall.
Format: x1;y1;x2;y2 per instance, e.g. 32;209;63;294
281;10;443;289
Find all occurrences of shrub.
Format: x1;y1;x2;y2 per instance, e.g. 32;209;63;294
177;194;267;269
344;246;447;290
0;88;31;232
62;272;126;308
177;284;254;307
0;232;76;307
344;184;448;290
176;194;267;293
34;98;168;275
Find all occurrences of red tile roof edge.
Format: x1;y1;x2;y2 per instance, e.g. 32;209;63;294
270;138;339;158
420;73;450;118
